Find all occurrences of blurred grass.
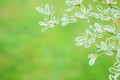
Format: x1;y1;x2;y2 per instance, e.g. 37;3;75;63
0;0;119;80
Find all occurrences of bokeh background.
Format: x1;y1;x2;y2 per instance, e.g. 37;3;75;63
0;0;119;80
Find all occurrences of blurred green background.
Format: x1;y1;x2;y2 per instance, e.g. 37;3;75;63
0;0;119;80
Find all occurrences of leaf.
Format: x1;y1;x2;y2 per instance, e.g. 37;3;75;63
109;74;114;80
36;7;48;15
111;44;119;51
89;25;96;33
65;7;74;12
106;38;110;46
45;4;51;15
45;4;49;10
66;0;74;7
51;15;59;24
94;23;103;33
70;16;77;23
112;6;120;12
81;5;86;14
61;22;69;26
106;0;117;5
90;37;96;44
96;5;104;13
101;16;110;21
61;17;69;26
47;20;55;28
101;42;108;50
89;12;96;17
116;33;120;39
39;21;47;26
89;58;96;66
116;50;120;63
103;25;115;34
75;42;84;46
114;62;120;68
74;12;85;19
95;14;102;19
88;4;93;10
109;67;118;74
36;4;54;16
96;34;102;38
86;29;93;35
75;36;85;42
61;14;69;26
95;47;102;52
88;54;97;66
85;41;90;48
105;51;113;56
41;27;48;32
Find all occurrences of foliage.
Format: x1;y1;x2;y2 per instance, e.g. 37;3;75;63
36;0;120;80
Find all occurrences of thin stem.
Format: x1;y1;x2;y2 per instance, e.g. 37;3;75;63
97;53;104;57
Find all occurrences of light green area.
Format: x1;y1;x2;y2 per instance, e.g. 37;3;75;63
0;0;119;80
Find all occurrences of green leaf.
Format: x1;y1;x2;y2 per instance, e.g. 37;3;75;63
94;23;103;33
74;12;85;19
114;62;120;68
111;44;119;51
66;0;74;6
45;4;49;10
89;25;96;33
36;7;48;15
75;42;84;46
88;54;97;66
85;41;90;48
101;16;110;21
109;74;114;80
101;42;107;50
89;58;96;66
106;38;110;46
81;5;86;14
96;34;102;38
95;47;102;52
116;50;120;63
95;14;102;19
96;5;104;13
86;29;93;35
116;33;120;39
103;25;115;34
105;51;113;56
75;36;85;42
